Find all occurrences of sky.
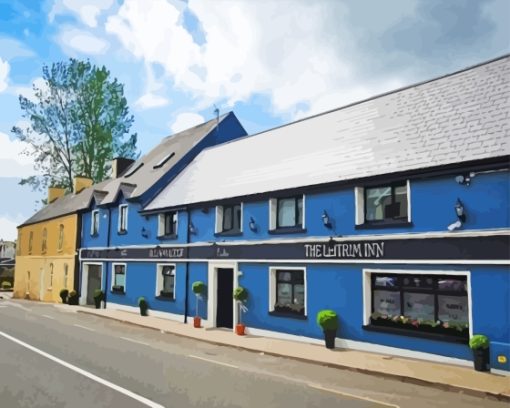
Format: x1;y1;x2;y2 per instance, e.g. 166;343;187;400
0;0;508;241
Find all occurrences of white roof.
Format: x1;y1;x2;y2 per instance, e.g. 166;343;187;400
146;55;510;210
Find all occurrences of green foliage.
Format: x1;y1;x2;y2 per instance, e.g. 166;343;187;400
1;281;12;289
192;281;205;295
12;58;138;193
59;288;69;303
469;334;489;350
93;289;104;300
233;286;248;302
316;310;339;331
68;290;79;305
138;297;148;307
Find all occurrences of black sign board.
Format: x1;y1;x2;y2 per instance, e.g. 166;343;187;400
81;235;510;262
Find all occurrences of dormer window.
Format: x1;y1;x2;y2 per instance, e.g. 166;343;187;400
118;205;128;233
153;152;175;169
215;204;242;235
158;211;177;238
91;210;99;236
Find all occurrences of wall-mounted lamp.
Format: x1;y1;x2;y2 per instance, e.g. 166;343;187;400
448;198;467;231
455;172;475;186
141;227;149;238
201;208;209;214
249;217;257;232
322;210;332;229
189;222;197;235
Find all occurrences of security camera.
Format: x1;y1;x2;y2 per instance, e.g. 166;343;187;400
448;220;462;231
455;175;465;184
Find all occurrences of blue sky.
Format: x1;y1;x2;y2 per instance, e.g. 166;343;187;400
0;0;508;240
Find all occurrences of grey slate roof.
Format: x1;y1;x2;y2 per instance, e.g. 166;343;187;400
19;114;230;227
146;55;510;210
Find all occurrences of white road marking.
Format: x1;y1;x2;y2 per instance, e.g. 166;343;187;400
120;337;150;347
4;302;31;312
0;330;165;408
307;383;400;408
42;314;55;320
73;324;95;332
188;354;239;369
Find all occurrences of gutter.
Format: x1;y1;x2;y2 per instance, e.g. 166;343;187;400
103;207;112;308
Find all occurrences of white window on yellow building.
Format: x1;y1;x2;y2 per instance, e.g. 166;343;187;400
57;224;64;251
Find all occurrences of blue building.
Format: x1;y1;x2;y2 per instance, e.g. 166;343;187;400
80;56;510;374
78;112;246;306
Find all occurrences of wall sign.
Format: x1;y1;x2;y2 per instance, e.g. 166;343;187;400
81;235;509;262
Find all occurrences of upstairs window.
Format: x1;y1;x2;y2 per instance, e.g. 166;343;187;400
216;204;242;234
49;263;54;288
112;264;126;293
41;228;47;253
91;210;99;236
57;224;64;251
355;181;410;227
156;264;175;299
158;211;177;237
28;231;33;254
64;264;69;289
118;205;128;233
269;195;304;233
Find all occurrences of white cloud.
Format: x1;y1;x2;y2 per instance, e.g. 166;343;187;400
170;112;204;134
0;58;10;93
0;132;36;178
135;93;170;110
49;0;115;28
0;215;25;241
57;27;110;55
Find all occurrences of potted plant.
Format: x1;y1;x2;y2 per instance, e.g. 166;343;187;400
93;289;104;309
233;286;248;335
138;297;148;316
59;289;69;304
316;310;339;349
469;334;490;372
68;290;79;305
192;281;205;328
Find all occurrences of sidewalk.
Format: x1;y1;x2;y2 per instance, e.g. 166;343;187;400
63;305;510;401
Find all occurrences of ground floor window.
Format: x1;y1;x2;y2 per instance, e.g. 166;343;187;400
156;264;175;299
369;272;469;339
112;264;126;293
270;268;306;317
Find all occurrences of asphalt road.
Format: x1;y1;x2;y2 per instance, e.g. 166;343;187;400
0;299;506;408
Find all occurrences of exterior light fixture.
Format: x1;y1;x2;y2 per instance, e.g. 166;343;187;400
141;227;149;238
455;172;476;186
448;198;466;231
189;222;197;235
322;210;332;228
249;217;257;232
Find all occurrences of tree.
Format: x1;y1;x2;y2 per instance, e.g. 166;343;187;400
12;59;138;193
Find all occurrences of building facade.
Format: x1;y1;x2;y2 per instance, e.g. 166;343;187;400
80;55;510;374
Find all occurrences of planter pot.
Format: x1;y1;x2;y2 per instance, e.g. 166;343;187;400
139;307;148;316
193;316;201;328
94;298;101;309
473;348;490;372
235;323;246;336
324;329;336;349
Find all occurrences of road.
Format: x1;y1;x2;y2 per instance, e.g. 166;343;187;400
0;299;506;408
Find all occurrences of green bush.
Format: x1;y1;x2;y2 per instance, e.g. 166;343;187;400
316;310;339;331
469;334;489;350
138;297;147;307
192;281;205;295
1;281;12;289
59;289;69;303
93;289;104;300
68;290;79;305
233;286;248;302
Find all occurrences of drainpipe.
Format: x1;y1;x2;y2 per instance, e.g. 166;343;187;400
103;207;112;308
184;207;191;324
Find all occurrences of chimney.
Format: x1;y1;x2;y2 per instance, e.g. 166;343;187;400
48;187;66;204
73;176;93;194
111;157;135;178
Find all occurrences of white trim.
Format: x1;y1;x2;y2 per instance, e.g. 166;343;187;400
155;263;176;299
269;266;307;317
80;228;510;251
406;180;412;223
79;257;510;265
362;268;472;338
111;263;127;292
80;262;103;306
91;210;99;236
215;206;223;234
118;205;128;233
106;302;194;323
207;262;237;331
245;326;473;368
302;194;306;229
354;187;364;225
240;202;244;233
268;198;277;230
491;368;510;377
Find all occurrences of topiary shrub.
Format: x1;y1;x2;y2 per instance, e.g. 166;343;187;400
233;286;248;302
138;297;148;316
59;289;69;303
1;281;12;290
68;290;79;305
93;289;104;300
316;310;339;331
192;281;205;295
469;334;489;350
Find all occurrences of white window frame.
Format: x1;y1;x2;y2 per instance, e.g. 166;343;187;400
91;210;99;235
155;263;176;299
355;180;411;225
48;263;54;289
268;266;307;317
158;211;178;237
362;268;472;338
269;195;305;231
118;205;128;233
215;203;243;234
111;263;127;292
63;263;68;289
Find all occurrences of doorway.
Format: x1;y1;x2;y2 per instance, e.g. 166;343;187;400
216;268;234;329
85;264;102;305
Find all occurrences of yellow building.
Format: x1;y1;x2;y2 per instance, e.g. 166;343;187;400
13;177;94;302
